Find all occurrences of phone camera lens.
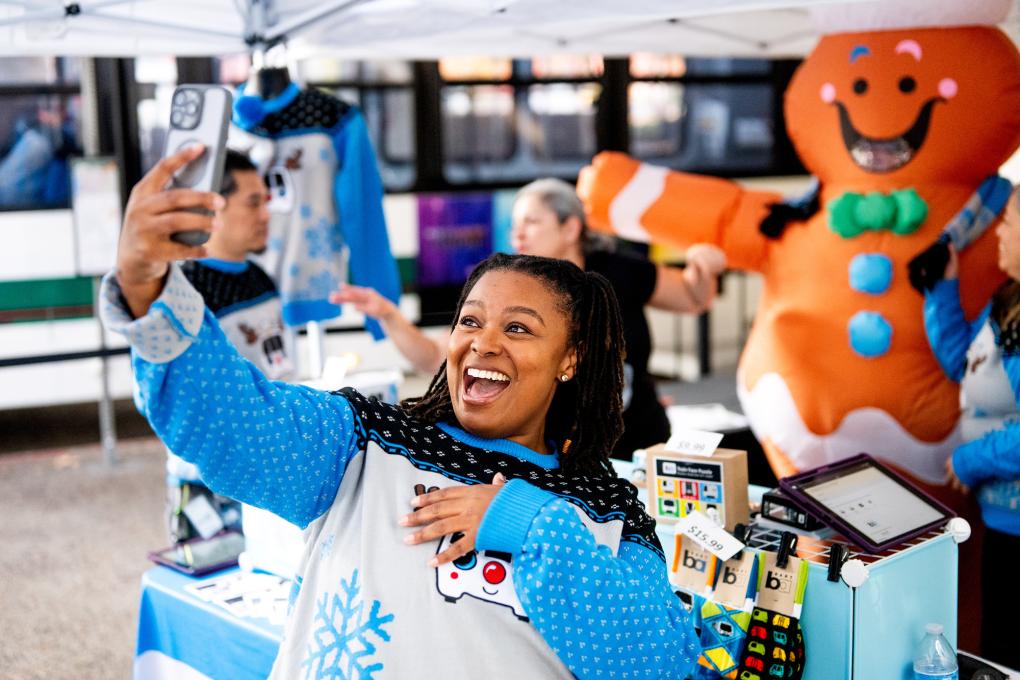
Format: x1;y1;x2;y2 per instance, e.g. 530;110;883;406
170;111;183;126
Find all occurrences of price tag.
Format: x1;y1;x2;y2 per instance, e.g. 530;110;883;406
675;510;745;561
664;429;724;457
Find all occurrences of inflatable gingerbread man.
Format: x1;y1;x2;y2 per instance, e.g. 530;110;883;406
580;0;1020;484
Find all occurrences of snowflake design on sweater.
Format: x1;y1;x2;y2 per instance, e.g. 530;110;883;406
306;228;331;259
307;270;339;299
327;220;346;254
302;569;395;680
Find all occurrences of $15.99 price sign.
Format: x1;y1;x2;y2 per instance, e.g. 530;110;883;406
674;510;744;561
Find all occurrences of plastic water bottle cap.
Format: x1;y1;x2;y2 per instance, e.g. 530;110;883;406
925;623;944;635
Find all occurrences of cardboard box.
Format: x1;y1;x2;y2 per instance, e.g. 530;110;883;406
645;444;749;531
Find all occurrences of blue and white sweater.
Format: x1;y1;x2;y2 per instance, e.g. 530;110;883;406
100;265;699;679
230;84;400;340
924;279;1020;536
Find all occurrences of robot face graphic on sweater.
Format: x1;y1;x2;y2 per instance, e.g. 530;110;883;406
425;483;623;622
436;531;529;622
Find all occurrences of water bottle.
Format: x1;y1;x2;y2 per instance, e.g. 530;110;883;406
913;623;959;680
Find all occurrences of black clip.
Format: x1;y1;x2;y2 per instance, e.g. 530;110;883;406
730;523;751;560
827;542;849;582
776;531;798;569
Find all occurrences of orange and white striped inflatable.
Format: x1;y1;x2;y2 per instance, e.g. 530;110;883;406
579;24;1020;485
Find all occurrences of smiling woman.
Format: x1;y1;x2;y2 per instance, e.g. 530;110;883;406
405;253;625;474
99;150;699;680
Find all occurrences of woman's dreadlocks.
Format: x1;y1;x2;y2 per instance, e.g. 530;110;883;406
403;253;625;477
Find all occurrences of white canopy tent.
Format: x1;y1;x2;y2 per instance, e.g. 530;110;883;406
0;0;912;59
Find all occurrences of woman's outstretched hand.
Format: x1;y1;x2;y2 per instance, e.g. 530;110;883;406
329;283;400;322
401;473;507;567
116;144;224;317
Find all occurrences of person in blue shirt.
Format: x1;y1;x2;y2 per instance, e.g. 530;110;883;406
102;145;699;679
923;188;1020;667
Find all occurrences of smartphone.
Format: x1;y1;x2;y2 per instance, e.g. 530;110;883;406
149;530;245;576
162;85;233;246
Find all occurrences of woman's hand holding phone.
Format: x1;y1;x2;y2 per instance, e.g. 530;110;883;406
115;144;224;318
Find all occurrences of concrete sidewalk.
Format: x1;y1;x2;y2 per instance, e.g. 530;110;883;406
0;437;166;680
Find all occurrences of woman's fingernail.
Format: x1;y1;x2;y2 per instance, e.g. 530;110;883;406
410;495;421;508
213;196;226;209
427;557;438;568
403;534;416;545
398;515;411;526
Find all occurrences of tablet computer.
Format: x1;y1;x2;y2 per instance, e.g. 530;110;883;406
148;530;245;576
779;453;954;553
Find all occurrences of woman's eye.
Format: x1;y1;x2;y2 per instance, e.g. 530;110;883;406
506;323;530;334
459;316;480;328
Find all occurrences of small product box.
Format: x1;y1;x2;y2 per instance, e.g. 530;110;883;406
645;443;749;531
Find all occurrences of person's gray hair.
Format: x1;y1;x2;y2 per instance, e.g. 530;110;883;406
515;178;589;235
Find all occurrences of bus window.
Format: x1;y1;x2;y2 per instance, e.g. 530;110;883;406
629;57;778;175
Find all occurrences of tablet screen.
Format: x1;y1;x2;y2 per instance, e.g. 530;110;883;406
795;459;947;545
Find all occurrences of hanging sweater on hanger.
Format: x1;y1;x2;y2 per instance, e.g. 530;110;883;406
230;83;400;340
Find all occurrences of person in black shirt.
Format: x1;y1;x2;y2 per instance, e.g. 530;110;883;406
333;178;725;459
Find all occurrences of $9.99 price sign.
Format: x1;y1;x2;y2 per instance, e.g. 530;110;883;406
675;510;744;561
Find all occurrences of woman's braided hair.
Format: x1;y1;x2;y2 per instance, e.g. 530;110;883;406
403;253;625;477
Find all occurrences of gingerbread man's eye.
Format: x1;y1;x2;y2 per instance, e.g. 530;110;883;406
853;78;868;95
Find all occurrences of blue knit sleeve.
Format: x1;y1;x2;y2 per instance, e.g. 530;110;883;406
333;108;401;341
477;480;700;679
100;268;359;528
953;348;1020;488
923;279;988;382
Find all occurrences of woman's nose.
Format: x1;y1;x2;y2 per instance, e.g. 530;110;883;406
471;328;502;356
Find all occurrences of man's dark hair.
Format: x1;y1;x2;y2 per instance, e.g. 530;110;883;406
402;253;625;477
219;149;259;197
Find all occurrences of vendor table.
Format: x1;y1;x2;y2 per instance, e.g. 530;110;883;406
134;566;283;680
135;490;1020;680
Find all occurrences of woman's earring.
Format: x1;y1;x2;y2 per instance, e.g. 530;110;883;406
560;374;570;382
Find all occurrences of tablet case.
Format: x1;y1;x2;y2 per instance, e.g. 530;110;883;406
778;453;954;553
148;530;245;576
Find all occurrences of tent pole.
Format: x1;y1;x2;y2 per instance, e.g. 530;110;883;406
84;11;240;40
93;277;118;467
263;0;374;43
0;6;63;28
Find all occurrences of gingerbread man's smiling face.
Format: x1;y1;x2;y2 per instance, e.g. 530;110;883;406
786;27;1020;188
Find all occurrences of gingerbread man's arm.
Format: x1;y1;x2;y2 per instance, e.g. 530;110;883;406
578;151;780;272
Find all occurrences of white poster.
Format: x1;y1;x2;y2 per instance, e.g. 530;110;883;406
71;157;122;276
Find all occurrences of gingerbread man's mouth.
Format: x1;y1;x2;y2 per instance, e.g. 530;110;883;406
835;98;942;173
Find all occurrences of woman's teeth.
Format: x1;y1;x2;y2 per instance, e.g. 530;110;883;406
466;368;510;382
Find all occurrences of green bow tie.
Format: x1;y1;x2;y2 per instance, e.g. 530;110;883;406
828;189;928;239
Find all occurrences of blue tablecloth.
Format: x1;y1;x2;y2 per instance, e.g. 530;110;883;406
134;567;283;680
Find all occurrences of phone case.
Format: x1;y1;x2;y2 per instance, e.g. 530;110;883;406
163;85;233;246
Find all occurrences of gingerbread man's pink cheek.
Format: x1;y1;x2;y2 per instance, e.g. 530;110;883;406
938;78;958;99
821;82;836;103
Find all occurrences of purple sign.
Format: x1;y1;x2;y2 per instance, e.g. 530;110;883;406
417;193;493;287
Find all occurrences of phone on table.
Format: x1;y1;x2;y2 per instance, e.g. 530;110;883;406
162;84;232;246
148;530;245;576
